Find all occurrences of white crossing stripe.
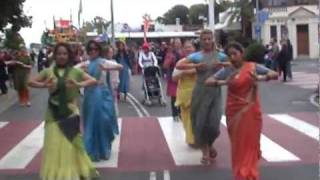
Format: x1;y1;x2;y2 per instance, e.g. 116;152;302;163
0;122;8;129
221;116;300;162
285;72;319;89
0;122;44;169
268;114;319;141
158;117;202;165
94;118;122;168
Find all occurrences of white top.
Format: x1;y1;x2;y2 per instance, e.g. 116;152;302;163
105;58;120;87
138;51;158;68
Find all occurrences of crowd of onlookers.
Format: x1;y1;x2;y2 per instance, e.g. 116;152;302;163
264;37;293;82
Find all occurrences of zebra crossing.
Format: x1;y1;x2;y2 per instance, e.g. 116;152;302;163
0;112;317;172
284;72;318;89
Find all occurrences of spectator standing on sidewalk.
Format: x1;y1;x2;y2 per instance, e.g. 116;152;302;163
286;39;293;80
277;39;290;82
0;50;8;95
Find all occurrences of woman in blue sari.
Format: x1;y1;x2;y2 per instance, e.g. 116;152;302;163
115;41;132;101
81;40;120;161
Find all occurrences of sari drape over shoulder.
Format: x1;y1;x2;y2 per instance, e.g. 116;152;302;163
225;62;262;180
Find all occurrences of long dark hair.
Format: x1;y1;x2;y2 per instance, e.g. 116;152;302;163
86;40;103;57
115;41;129;59
225;42;244;56
53;43;74;66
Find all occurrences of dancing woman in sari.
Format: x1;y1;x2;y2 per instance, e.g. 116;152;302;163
28;43;98;180
82;40;121;161
206;42;278;180
8;47;33;106
172;40;197;146
176;29;227;165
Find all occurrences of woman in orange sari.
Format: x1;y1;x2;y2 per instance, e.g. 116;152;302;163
206;42;278;180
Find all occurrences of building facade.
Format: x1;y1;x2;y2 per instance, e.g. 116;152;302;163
258;0;319;59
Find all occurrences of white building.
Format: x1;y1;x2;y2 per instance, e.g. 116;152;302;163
258;4;319;59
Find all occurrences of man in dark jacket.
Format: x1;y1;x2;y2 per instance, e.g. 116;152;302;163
286;39;293;80
277;40;290;82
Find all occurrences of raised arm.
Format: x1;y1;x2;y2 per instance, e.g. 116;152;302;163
28;70;51;88
100;60;123;71
205;76;227;86
205;67;231;86
172;68;196;82
175;58;198;70
253;64;278;81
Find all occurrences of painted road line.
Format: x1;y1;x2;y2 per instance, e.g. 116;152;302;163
310;94;319;108
0;122;8;129
128;93;150;117
164;170;171;180
221;116;300;162
269;114;319;141
299;84;318;89
0;122;44;169
127;96;144;117
158;117;202;166
94;118;122;168
150;171;157;180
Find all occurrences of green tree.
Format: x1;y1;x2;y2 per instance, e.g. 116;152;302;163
188;2;227;25
227;0;254;41
160;5;189;25
79;21;95;42
0;0;32;32
189;4;208;25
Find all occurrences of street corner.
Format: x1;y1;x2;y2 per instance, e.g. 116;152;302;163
309;93;319;108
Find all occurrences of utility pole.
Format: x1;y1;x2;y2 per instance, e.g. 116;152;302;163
208;0;215;32
256;0;261;41
110;0;115;45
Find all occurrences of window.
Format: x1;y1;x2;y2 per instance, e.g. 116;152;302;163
294;0;310;5
281;25;288;39
268;0;288;6
270;25;277;40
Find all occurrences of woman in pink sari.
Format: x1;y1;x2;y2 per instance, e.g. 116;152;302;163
206;42;278;180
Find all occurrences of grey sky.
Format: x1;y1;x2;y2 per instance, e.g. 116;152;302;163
20;0;206;45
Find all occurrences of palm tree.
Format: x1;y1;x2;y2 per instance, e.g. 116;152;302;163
226;0;255;41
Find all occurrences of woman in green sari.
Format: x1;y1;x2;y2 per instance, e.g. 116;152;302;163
29;43;98;180
7;47;33;106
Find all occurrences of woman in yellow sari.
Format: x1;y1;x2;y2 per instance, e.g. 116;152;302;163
172;40;197;146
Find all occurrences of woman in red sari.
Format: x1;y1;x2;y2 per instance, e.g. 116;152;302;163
206;42;278;180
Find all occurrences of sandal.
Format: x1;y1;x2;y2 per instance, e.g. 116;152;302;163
209;148;217;159
200;156;212;165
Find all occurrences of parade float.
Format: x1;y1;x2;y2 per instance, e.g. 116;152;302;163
41;19;80;46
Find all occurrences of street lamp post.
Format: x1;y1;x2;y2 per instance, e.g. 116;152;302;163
110;0;115;45
208;0;215;32
256;0;261;42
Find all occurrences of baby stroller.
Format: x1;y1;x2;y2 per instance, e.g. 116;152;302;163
142;66;166;106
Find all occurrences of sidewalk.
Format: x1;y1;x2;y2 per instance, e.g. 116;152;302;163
0;87;18;114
